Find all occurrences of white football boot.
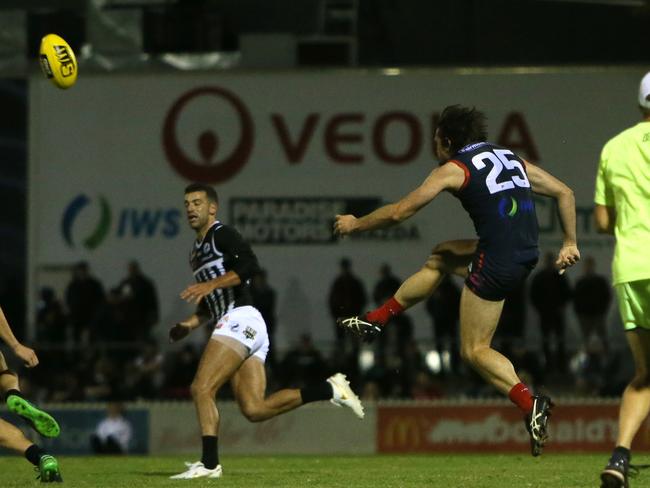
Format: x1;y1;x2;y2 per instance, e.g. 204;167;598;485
327;372;365;419
170;462;223;479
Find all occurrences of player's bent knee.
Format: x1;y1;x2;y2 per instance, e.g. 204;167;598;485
239;403;266;423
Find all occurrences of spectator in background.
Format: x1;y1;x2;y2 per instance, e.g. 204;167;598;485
373;264;412;373
125;341;164;399
35;287;67;343
90;402;133;455
250;269;277;367
530;252;572;373
328;258;367;359
573;255;611;350
163;344;200;399
117;261;159;342
373;264;401;306
495;284;527;359
425;275;461;374
510;338;545;388
84;355;121;401
279;334;327;388
391;337;425;398
65;262;105;344
93;288;128;343
572;335;607;397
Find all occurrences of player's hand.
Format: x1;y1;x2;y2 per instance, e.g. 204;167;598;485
333;214;358;236
169;322;193;343
337;316;383;343
180;282;216;305
556;244;580;274
12;344;39;368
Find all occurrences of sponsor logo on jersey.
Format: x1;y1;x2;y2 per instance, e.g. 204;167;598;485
497;197;534;219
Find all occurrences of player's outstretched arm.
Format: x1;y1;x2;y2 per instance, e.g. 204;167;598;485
334;163;465;235
180;271;242;305
526;161;580;271
0;305;38;367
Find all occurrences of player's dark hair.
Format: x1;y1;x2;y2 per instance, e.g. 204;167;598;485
184;183;219;204
437;105;488;154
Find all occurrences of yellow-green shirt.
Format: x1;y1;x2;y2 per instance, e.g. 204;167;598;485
595;121;650;285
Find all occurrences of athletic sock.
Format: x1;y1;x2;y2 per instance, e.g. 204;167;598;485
365;296;405;325
612;446;631;461
24;444;45;466
508;382;534;414
201;436;219;470
300;381;333;404
5;389;23;402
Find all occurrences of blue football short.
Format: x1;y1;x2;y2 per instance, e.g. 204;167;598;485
465;251;537;301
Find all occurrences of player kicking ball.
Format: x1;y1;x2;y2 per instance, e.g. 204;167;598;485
169;183;364;480
335;105;580;457
0;306;62;482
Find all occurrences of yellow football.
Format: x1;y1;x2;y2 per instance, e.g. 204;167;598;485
39;33;78;89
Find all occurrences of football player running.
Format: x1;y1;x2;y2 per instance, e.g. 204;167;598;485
335;105;580;457
169;183;364;480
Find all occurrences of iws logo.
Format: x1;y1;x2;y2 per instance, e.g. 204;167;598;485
163;86;254;184
62;194;112;250
61;194;182;250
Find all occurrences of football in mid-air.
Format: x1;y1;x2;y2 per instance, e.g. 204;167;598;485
39;33;77;89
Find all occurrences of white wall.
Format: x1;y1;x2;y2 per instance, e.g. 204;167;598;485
28;67;646;352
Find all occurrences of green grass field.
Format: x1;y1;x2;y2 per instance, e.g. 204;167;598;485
0;454;625;487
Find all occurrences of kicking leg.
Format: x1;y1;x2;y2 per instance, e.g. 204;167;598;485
395;239;477;308
364;239;477;326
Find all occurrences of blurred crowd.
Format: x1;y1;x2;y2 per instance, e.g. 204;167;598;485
2;254;631;404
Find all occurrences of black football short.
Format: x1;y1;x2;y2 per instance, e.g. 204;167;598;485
465;251;537;301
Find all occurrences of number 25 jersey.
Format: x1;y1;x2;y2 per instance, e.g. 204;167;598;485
446;142;539;265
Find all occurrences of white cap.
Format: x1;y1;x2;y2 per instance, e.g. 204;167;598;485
640;71;650;109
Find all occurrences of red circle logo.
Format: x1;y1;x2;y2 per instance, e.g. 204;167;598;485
163;86;254;184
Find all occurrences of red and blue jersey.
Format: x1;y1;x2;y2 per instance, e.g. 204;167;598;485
446;142;539;266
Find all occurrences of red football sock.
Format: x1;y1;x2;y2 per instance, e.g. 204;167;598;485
509;382;534;414
365;296;405;325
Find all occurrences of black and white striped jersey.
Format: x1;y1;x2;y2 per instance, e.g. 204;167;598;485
190;220;261;321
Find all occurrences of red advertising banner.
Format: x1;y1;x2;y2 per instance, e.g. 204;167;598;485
377;402;650;453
